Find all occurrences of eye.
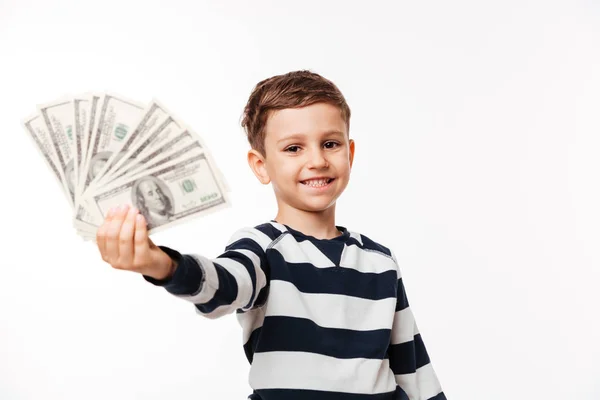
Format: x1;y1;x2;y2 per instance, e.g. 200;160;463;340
324;141;340;149
284;145;301;153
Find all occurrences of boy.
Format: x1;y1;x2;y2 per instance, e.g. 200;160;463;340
96;70;446;400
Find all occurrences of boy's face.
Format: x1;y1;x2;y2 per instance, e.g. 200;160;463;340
248;102;355;214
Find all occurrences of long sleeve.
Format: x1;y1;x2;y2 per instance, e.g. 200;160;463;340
388;257;446;400
143;226;272;319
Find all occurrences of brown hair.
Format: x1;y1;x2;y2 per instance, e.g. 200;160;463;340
241;70;351;156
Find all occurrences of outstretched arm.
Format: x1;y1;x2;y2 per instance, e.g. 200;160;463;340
143;226;271;319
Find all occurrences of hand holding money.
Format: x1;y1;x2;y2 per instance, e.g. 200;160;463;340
96;204;176;280
22;93;231;241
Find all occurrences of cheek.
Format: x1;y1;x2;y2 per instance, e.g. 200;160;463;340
269;157;301;181
333;153;352;173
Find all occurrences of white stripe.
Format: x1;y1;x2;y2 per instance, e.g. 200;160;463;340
199;303;237;319
237;307;266;343
179;254;252;314
227;226;273;250
395;363;443;400
180;254;218;305
271;233;336;267
266;280;396;331
269;221;288;234
191;253;257;320
234;248;267;310
390;307;419;345
339;244;398;274
181;228;271;317
348;231;363;245
249;351;398;394
211;257;253;308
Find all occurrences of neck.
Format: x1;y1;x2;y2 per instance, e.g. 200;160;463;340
274;203;340;240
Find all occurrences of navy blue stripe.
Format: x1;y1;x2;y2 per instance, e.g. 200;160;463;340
270;252;397;300
253;285;269;308
396;278;409;311
225;236;268;262
194;261;238;313
427;393;447;400
355;234;392;257
243;326;261;364
148;252;204;295
237;284;269;314
219;249;257;309
224;236;270;276
250;386;408;400
309;239;345;266
256;223;283;241
388;333;431;374
255;316;391;359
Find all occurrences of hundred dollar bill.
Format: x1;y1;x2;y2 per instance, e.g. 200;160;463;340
79;93;145;199
93;113;185;188
21;113;73;208
100;128;199;187
87;151;230;235
76;139;205;226
95;113;230;194
77;94;102;194
89;99;173;188
76;197;105;226
73;219;99;235
84;136;206;205
38;97;77;205
72;94;93;208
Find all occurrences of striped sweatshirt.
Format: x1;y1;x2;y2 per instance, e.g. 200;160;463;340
144;221;446;400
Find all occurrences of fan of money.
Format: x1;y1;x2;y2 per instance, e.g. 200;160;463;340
22;93;231;241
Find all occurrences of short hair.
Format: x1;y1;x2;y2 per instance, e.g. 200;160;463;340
241;70;351;156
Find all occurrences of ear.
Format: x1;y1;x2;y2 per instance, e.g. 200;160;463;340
247;149;271;184
348;139;355;168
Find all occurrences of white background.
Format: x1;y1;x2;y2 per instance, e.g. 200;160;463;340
1;0;599;399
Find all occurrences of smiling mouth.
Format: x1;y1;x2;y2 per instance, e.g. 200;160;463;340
301;178;334;188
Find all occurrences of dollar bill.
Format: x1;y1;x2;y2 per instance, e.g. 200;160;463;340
93;113;185;188
79;93;146;199
95;112;230;194
86;151;230;236
76;134;209;225
21;113;73;208
75;93;102;202
99;128;199;187
88;99;173;188
24;93;231;241
38;97;77;205
72;94;95;208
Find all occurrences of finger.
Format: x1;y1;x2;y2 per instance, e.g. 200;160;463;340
96;206;116;261
105;204;130;267
133;212;150;270
117;206;139;270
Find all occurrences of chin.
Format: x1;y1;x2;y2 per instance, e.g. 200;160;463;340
296;199;338;213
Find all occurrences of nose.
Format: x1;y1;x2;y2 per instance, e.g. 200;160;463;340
307;147;329;169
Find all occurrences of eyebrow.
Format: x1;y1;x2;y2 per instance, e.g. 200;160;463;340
276;130;345;144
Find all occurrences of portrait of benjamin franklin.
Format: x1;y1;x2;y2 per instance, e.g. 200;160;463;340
131;176;175;229
87;151;112;181
64;160;76;197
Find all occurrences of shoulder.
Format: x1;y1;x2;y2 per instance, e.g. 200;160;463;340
225;221;285;251
345;228;396;261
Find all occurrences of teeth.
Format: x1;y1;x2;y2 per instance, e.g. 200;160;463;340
303;178;330;187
